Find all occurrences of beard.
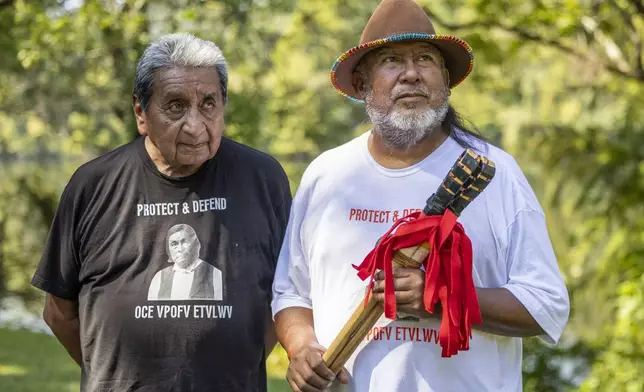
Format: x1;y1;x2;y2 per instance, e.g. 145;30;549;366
365;87;450;150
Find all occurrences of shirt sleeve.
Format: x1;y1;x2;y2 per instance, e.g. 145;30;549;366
263;163;293;309
501;208;571;344
271;181;314;318
271;171;293;269
30;182;83;301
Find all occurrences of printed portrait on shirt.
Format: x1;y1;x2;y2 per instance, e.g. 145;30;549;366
148;223;223;301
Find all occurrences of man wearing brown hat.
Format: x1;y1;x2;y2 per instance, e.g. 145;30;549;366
271;0;570;391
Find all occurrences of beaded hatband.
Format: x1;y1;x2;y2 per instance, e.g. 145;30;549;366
330;32;474;103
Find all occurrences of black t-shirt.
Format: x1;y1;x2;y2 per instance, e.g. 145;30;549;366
31;136;292;392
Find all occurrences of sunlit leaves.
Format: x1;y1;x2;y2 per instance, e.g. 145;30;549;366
0;1;642;389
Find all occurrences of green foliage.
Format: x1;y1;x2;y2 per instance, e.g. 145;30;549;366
0;0;642;390
522;337;597;392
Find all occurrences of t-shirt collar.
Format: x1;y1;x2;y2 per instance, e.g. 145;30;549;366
173;258;202;273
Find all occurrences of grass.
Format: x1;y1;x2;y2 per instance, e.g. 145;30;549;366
0;327;291;392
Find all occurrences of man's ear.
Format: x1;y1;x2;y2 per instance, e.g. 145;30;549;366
352;72;368;100
132;95;148;136
439;57;451;95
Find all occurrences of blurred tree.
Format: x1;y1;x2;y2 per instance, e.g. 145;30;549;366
0;0;642;390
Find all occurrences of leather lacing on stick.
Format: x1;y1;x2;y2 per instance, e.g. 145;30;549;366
352;152;495;358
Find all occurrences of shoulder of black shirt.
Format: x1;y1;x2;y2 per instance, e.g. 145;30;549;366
219;137;287;176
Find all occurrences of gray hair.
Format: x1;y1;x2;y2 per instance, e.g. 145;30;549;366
133;32;228;111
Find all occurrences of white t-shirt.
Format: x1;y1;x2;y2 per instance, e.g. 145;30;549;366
272;131;570;392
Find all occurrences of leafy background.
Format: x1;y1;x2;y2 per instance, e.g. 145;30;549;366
0;0;642;391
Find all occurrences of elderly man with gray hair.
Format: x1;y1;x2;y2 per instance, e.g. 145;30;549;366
31;33;292;391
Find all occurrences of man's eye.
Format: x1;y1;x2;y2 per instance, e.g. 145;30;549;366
419;54;433;61
203;99;216;108
384;56;397;62
168;101;184;112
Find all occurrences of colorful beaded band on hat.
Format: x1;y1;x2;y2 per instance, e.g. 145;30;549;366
329;32;474;103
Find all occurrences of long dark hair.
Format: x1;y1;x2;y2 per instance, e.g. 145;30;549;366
441;105;489;153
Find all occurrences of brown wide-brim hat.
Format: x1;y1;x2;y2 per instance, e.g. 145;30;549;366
330;0;474;103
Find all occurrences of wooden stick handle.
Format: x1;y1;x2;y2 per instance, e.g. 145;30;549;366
322;242;429;374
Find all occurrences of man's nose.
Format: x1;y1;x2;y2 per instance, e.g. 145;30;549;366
182;106;206;137
399;59;421;83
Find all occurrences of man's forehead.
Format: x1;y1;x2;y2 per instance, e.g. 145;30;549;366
156;67;220;92
359;42;443;70
169;230;187;239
